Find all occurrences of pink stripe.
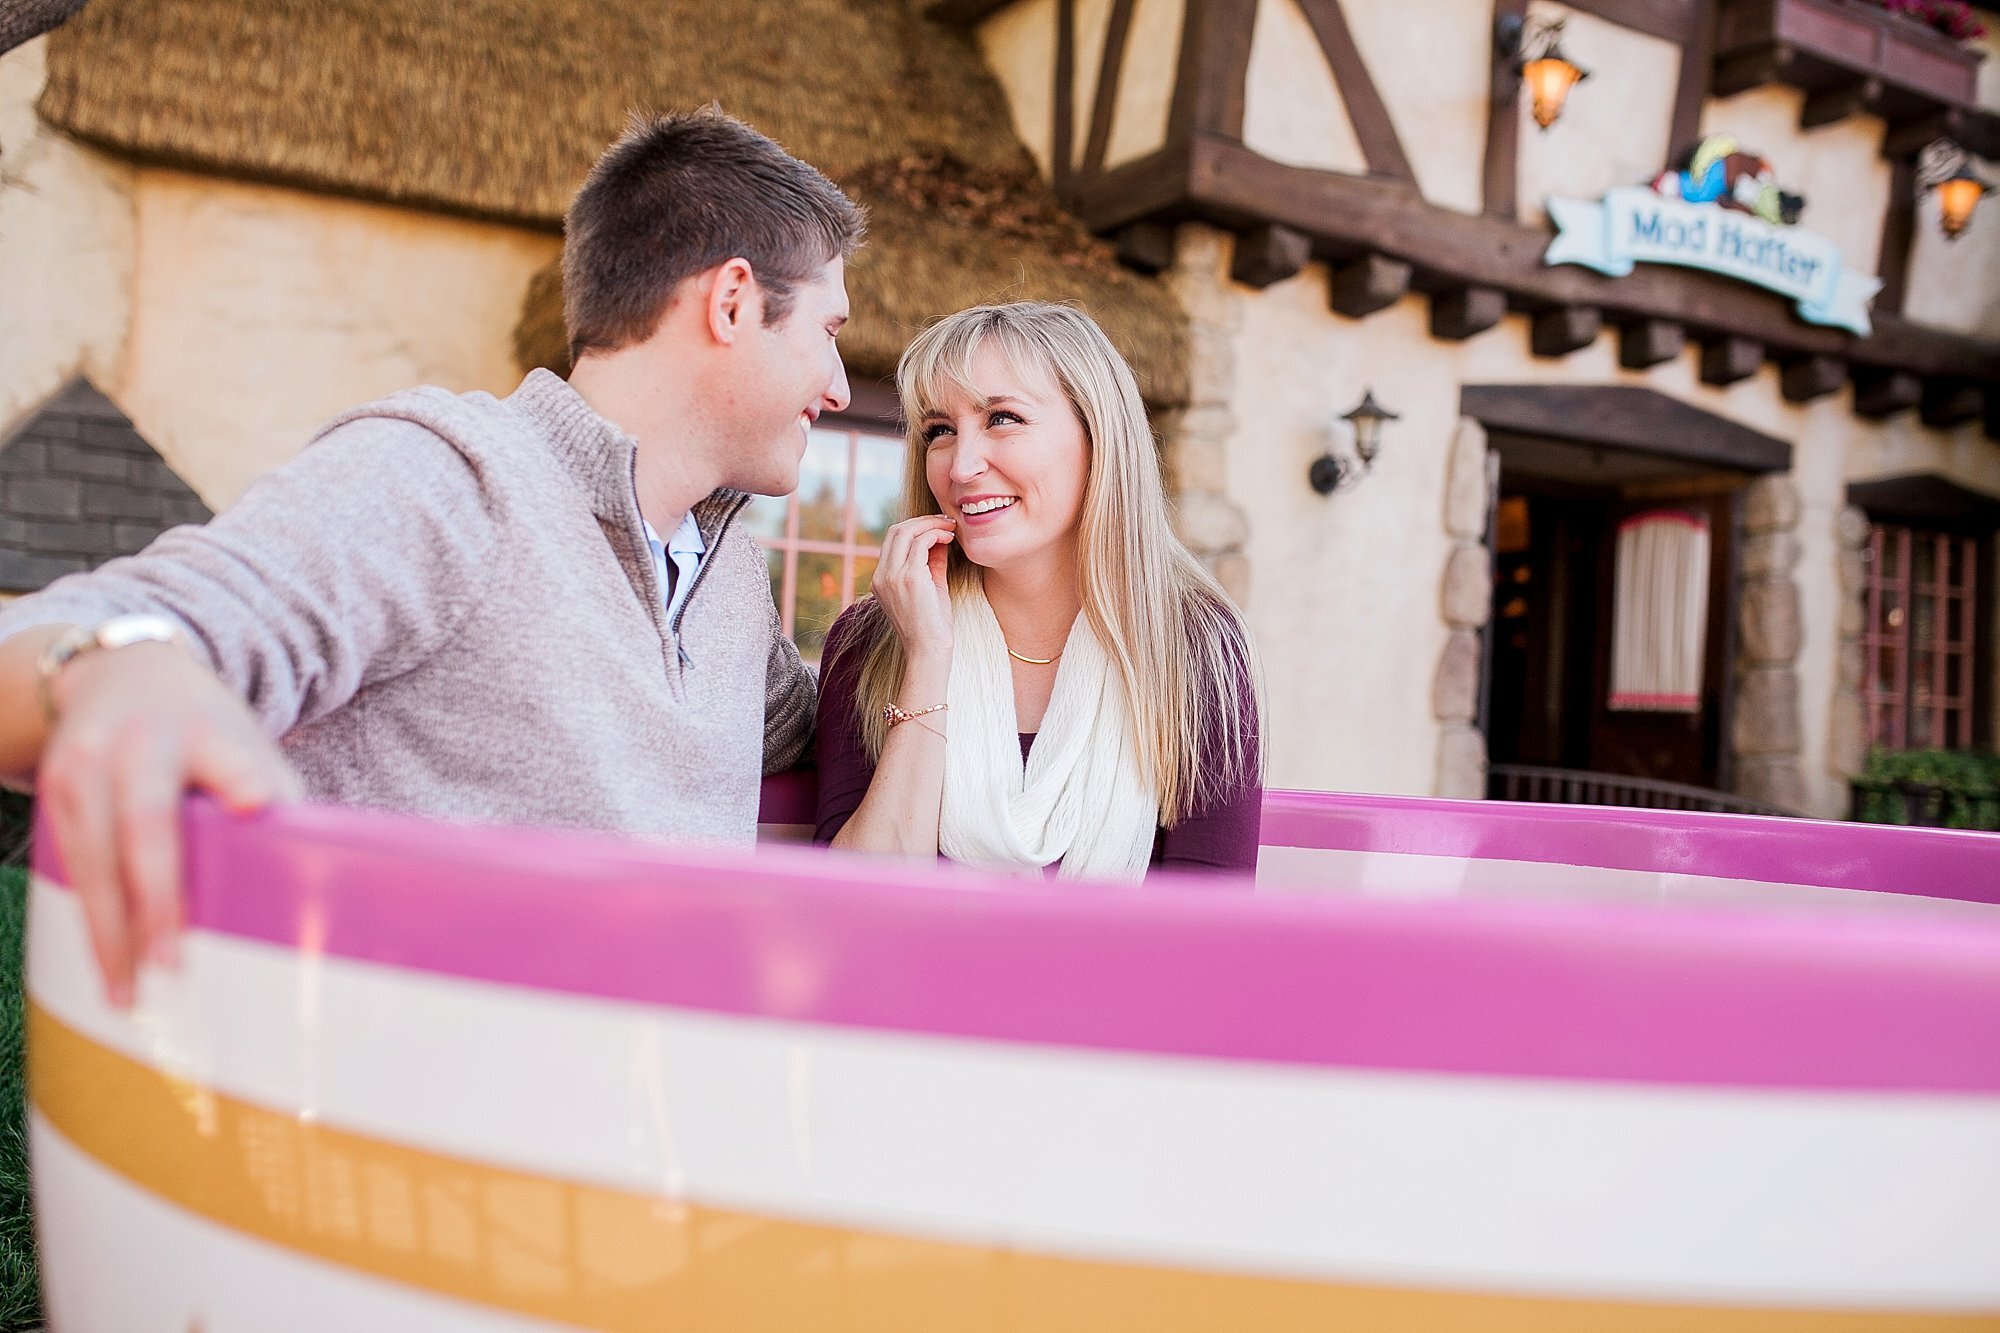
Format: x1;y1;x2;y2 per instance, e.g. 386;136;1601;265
36;800;2000;1093
1258;789;2000;906
1607;692;1700;709
765;774;2000;907
1619;510;1707;532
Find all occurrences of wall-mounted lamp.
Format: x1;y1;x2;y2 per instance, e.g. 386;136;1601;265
1496;14;1590;130
1918;139;1993;242
1309;389;1399;495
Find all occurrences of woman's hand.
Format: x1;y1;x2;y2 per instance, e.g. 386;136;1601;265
873;515;956;663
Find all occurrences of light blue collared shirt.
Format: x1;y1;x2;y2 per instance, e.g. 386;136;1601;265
642;511;707;626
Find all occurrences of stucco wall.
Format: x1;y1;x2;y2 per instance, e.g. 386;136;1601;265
1344;0;1491;214
1242;0;1366;176
1515;2;1682;227
977;0;1059;180
1104;0;1181;169
0;38;135;444
1198;223;1996;812
116;170;559;507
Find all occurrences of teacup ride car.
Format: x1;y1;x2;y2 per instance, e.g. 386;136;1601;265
25;776;2000;1331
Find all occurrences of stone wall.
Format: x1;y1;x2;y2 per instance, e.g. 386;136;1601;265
1434;418;1492;798
1160;226;1252;606
1826;504;1871;794
1732;474;1808;810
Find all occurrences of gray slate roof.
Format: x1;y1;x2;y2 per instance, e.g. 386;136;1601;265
0;379;210;592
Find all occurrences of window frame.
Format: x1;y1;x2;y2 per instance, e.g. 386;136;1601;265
751;386;906;661
1862;519;1992;752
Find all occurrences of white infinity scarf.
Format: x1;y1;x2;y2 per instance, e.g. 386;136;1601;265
938;588;1160;881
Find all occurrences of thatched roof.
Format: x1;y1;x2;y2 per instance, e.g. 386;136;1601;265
39;0;1187;404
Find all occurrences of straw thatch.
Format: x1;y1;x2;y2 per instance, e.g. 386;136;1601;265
38;0;1188;401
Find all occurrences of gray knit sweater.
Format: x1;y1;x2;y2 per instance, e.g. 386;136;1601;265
0;369;815;844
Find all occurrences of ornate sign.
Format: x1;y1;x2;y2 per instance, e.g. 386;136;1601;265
1543;136;1881;336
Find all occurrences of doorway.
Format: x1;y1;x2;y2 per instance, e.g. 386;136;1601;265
1484;431;1745;790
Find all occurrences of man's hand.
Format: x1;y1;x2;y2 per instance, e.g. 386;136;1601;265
31;636;299;1006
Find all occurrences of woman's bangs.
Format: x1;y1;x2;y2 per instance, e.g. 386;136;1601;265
900;314;1052;422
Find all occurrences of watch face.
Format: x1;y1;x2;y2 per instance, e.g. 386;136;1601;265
96;615;185;651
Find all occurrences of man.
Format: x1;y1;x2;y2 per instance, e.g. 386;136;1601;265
0;109;863;1005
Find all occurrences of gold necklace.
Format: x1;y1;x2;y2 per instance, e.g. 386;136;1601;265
1007;646;1062;666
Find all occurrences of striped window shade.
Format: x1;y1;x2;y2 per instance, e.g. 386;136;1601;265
1609;510;1711;713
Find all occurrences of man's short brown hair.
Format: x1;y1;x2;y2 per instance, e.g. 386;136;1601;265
562;110;866;361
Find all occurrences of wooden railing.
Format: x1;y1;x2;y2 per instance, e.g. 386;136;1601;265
1487;765;1799;817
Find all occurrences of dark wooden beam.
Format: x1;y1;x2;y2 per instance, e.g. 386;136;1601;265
1780;355;1846;403
1483;0;1527;219
1667;0;1715;158
1883;108;1965;161
1713;44;1793;98
1114;220;1177;274
1875;156;1916;317
1461;383;1791;472
1700;335;1764;385
1328;251;1412;318
1088;135;2000;382
1852;367;1923;418
1620;318;1687;369
1986;386;2000;443
1920;378;1985;428
1230;223;1312;288
1053;0;1076;185
1530;305;1603;357
1431;286;1507;340
1800;76;1880;130
1081;0;1137;175
1167;0;1258;144
1297;0;1416;182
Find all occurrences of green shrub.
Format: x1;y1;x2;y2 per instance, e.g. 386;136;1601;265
1851;748;2000;830
0;866;38;1328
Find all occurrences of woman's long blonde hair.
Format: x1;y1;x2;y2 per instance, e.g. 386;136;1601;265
848;302;1261;825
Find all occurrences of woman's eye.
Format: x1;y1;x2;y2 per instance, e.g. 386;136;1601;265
989;410;1023;428
920;423;953;444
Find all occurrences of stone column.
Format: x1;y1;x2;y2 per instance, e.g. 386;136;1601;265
1434;418;1492;799
1827;504;1871;793
1158;225;1252;605
1731;474;1808;811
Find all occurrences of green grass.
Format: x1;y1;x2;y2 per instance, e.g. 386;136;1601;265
0;862;38;1329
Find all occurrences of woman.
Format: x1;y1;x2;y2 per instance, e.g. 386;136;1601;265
813;302;1262;879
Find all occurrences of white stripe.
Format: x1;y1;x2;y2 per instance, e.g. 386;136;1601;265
1256;844;2000;920
32;1112;572;1333
28;878;2000;1310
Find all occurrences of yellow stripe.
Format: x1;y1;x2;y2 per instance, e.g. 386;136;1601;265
28;1001;1999;1332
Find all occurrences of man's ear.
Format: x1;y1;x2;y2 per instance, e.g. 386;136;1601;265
704;257;758;346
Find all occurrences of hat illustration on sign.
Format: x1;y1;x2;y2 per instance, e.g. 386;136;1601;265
1651;134;1805;225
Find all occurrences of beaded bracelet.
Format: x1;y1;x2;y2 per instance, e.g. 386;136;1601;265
883;703;948;730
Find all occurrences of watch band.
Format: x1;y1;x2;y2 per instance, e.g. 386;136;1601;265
36;614;189;723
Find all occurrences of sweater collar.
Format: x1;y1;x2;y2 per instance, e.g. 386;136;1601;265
509;368;745;535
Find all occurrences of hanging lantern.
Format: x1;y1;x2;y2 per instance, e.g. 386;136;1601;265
1498;15;1591;131
1919;139;1993;242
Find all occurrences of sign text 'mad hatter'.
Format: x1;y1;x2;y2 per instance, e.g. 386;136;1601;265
1543;187;1880;336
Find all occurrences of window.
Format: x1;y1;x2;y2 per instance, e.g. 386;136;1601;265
741;423;906;663
1863;523;1981;750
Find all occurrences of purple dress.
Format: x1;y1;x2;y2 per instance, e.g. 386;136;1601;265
812;602;1262;873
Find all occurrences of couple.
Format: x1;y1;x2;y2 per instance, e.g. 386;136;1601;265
0;110;1260;1008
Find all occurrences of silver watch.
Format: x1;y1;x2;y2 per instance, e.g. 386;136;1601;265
36;614;190;721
